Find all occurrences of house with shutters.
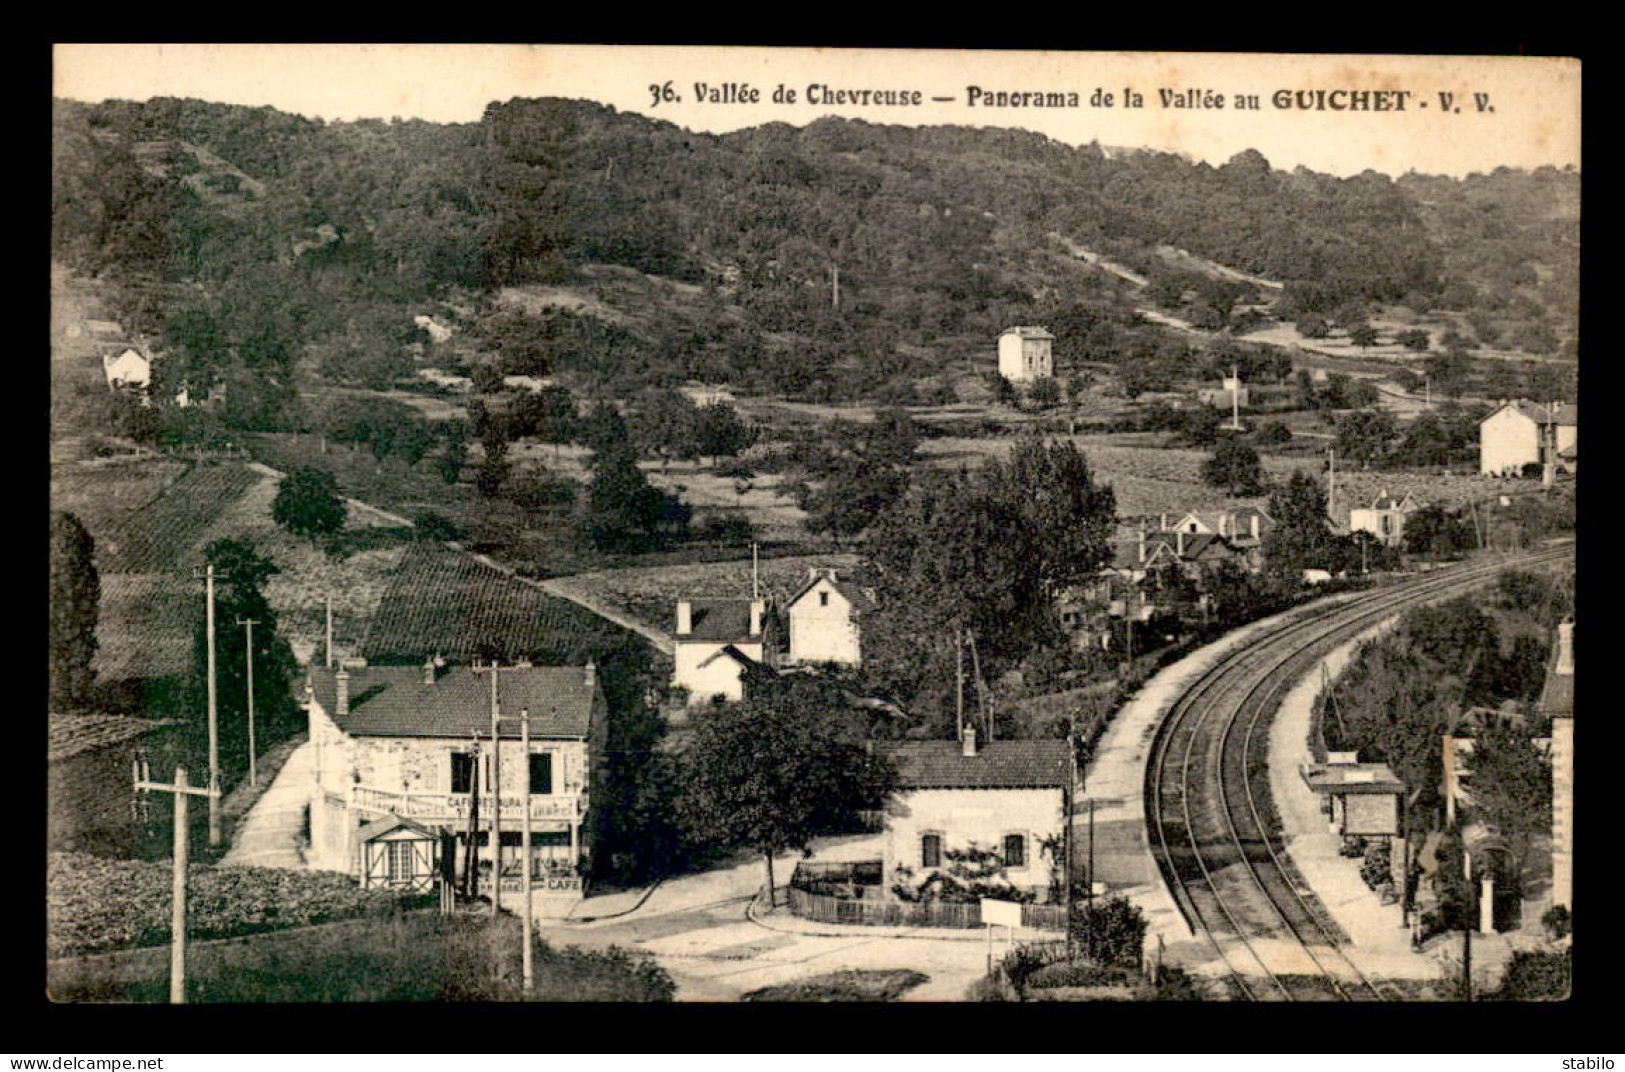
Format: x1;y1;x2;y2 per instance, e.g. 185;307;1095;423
880;730;1074;903
784;567;877;667
1479;400;1577;476
671;598;772;705
303;659;604;898
997;326;1054;384
1349;490;1422;548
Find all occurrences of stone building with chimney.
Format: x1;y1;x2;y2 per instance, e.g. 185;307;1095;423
303;659;605;900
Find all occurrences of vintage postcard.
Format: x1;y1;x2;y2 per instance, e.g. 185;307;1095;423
48;46;1577;1008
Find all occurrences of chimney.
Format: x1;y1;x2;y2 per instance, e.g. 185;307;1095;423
1138;527;1146;564
584;660;598;689
335;668;350;718
1251;513;1260;540
1176;530;1185;557
422;658;436;686
750;599;765;637
1556;622;1574;676
1160;513;1168;531
676;601;692;636
961;725;978;757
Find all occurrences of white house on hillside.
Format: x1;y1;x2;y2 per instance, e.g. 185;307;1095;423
1349;490;1422;547
784;568;876;667
1479;400;1576;476
304;660;603;900
997;326;1054;384
671;599;770;705
102;347;151;392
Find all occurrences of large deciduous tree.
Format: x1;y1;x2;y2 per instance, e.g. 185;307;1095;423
271;467;347;542
50;512;100;712
577;443;689;553
862;438;1115;719
1335;409;1397;468
1202;436;1265;496
1261;470;1333;581
189;539;299;782
677;679;898;903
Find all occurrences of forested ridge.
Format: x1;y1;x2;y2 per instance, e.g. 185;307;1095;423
52;94;1578;407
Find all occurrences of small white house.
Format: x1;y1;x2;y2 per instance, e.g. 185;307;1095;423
671;599;769;705
784;568;876;667
997;326;1054;384
102;347;151;392
1348;490;1421;547
882;730;1074;902
1479;400;1576;476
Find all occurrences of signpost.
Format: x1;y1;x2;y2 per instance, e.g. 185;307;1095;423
981;897;1023;975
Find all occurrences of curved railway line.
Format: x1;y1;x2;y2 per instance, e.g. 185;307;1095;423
1145;546;1573;1001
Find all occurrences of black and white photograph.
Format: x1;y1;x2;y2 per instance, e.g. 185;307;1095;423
47;45;1579;1005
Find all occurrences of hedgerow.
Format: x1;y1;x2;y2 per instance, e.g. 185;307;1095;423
47;852;421;958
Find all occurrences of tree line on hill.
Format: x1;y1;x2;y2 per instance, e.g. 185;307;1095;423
53;94;1574;421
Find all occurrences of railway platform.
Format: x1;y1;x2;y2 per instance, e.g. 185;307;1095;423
1269;620;1444;983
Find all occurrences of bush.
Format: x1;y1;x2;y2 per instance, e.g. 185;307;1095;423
46;852;419;958
414;511;461;542
1068;894;1148;969
50;913;675;1003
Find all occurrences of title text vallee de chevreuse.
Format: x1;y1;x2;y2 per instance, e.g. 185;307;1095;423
699;85;1418;110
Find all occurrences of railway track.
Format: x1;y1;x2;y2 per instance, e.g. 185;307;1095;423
1145;547;1573;1001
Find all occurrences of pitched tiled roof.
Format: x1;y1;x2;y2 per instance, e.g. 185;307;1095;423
787;569;879;613
884;739;1072;789
1002;326;1054;339
49;714;173;763
1487;400;1577;427
676;599;760;642
356;814;439;842
308;665;599;739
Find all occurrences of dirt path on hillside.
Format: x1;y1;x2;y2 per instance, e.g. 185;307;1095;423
459;551;676;657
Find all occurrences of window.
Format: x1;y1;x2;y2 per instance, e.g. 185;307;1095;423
386;840;414;881
529;752;553;795
1003;834;1027;869
819;591;830;607
450;752;475;794
921;833;942;869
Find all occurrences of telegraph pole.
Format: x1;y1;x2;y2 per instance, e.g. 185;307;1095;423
472;661;527;915
133;764;218;1004
238;618;259;786
203;565;221;845
520;706;534;991
325;595;334;669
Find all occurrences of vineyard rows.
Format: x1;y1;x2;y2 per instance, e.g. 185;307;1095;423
362;544;639;664
93;462;262;573
93;572;195;682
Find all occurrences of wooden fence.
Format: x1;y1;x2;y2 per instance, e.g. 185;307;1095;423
784;886;1066;931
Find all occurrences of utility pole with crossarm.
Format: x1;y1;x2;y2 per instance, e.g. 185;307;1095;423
132;763;219;1004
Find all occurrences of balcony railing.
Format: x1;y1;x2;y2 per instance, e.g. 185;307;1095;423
353;785;587;823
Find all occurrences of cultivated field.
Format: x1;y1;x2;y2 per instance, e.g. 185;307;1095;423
361;543;644;665
54;455;416;683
